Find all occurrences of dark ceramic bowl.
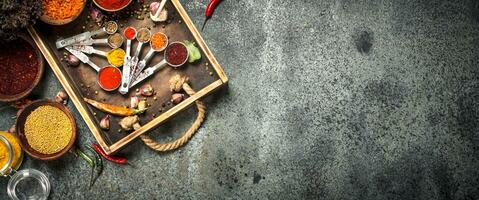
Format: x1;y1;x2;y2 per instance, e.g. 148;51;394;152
15;100;77;161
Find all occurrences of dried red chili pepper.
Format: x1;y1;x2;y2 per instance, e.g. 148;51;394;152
92;143;130;165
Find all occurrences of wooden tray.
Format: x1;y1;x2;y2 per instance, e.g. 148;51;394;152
28;0;227;155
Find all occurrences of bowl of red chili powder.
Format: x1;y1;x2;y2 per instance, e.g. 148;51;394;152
0;35;45;102
93;0;133;12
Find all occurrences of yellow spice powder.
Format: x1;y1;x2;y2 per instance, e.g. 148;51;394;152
24;106;72;155
0;132;22;170
106;49;125;67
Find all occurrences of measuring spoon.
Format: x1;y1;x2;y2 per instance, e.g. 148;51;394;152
130;42;189;88
76;33;124;49
71;45;125;67
130;28;152;71
65;47;101;72
130;32;168;85
119;27;137;95
56;21;118;49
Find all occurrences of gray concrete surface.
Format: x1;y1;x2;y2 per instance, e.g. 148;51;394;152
2;0;479;199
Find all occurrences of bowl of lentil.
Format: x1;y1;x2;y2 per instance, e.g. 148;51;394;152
40;0;87;26
15;100;77;161
0;35;45;102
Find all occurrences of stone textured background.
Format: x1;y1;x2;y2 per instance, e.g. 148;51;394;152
1;0;479;199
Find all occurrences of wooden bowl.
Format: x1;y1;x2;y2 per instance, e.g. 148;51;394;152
92;0;133;12
15;100;77;161
0;35;45;102
39;0;87;25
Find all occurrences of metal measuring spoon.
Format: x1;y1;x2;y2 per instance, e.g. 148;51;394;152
65;47;101;72
130;42;188;88
130;28;152;73
130;32;168;85
55;21;118;49
119;27;137;95
76;33;124;49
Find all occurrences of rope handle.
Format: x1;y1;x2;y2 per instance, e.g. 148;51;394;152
140;75;206;152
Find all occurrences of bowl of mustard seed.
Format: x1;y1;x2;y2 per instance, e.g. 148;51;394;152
15;100;77;160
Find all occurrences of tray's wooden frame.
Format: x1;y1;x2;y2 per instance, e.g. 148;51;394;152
28;0;227;155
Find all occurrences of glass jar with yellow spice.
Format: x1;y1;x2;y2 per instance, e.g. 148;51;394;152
0;132;51;200
0;131;23;174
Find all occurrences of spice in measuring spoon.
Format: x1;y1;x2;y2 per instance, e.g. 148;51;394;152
105;21;118;34
118;27;137;95
130;42;189;88
166;42;189;66
98;66;122;91
107;33;124;48
72;45;125;67
130;32;168;85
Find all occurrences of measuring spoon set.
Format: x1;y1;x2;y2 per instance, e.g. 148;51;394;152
56;21;121;70
57;21;189;93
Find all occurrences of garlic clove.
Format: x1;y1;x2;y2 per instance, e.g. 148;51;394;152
150;2;168;22
57;91;68;99
66;54;80;66
100;115;110;130
130;96;139;108
54;95;64;104
149;2;160;13
171;93;185;104
89;5;104;23
55;91;69;104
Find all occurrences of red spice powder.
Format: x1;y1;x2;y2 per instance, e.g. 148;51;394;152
95;0;130;10
98;66;121;90
165;43;188;66
124;27;136;40
0;39;39;95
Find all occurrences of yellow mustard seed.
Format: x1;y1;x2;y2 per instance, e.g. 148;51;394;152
24;106;72;155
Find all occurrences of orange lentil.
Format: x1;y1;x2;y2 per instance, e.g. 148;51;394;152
150;33;168;50
42;0;85;20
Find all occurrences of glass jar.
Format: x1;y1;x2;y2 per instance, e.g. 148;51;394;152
0;135;50;200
